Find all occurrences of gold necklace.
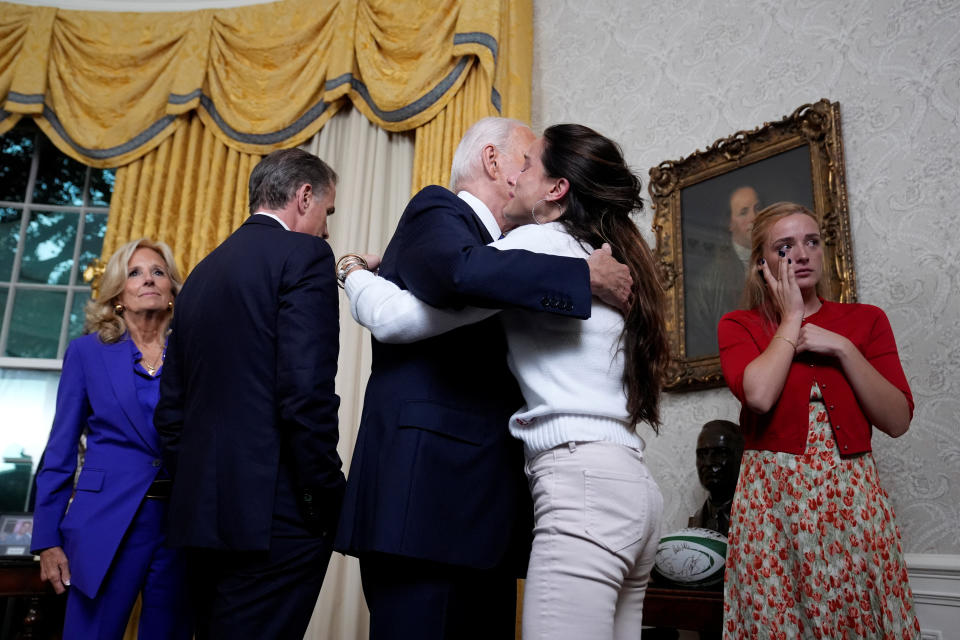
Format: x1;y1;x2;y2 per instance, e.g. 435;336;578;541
140;348;164;376
802;300;823;324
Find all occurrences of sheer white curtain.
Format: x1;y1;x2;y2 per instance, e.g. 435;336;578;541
301;104;414;640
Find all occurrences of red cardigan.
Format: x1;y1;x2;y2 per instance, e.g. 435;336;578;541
718;300;913;455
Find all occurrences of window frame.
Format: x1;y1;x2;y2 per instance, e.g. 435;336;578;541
0;122;112;368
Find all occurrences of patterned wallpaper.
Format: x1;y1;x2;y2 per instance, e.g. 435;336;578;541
532;0;960;554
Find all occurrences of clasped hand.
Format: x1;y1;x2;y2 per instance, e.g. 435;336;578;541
758;255;850;357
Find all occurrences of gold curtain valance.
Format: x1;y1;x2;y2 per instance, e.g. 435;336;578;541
0;0;515;168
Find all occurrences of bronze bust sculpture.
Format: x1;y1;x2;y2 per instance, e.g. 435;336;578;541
688;420;744;536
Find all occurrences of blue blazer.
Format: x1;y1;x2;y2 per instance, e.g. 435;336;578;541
335;186;592;571
32;333;167;598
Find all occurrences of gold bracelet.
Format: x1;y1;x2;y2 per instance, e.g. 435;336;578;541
335;254;368;288
773;334;797;351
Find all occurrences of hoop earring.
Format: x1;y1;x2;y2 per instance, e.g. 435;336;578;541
531;199;546;225
114;303;125;316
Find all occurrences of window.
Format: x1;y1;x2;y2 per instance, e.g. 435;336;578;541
1;118;114;364
0;119;115;511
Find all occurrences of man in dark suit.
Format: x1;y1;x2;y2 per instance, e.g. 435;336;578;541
335;117;633;640
155;149;344;639
685;185;760;358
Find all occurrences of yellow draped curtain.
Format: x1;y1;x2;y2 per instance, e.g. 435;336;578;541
104;115;262;274
0;0;531;272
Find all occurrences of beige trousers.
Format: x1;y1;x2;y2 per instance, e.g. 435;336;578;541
522;440;663;640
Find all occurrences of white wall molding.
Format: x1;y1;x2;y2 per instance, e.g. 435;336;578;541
907;554;960;640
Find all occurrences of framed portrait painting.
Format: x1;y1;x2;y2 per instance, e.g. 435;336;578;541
649;99;856;391
0;513;34;557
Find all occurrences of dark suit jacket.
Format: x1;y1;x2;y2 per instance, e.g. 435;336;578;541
334;186;591;571
685;243;748;359
32;333;167;598
155;215;344;550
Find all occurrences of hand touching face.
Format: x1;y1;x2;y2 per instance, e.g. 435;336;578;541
761;213;823;290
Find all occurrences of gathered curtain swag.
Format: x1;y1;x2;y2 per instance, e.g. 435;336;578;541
0;0;531;271
0;0;527;161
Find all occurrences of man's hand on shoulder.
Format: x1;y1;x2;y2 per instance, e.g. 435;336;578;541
587;243;633;313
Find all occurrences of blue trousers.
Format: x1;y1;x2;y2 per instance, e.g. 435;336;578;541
64;497;191;640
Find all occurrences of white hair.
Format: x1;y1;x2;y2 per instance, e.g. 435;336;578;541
449;117;528;191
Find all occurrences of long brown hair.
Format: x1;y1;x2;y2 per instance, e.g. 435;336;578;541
541;124;669;432
742;202;826;329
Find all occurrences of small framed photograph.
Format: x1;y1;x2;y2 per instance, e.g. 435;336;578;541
649;99;856;391
0;513;34;557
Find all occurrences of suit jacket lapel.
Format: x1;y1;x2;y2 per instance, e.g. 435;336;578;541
99;340;158;454
456;194;495;244
470;212;494;244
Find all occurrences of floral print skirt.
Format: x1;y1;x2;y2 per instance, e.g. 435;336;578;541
722;383;920;640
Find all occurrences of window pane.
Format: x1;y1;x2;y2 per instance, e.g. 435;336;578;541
6;289;66;358
0;208;22;283
88;169;116;207
67;289;91;343
20;211;79;285
0;120;35;203
32;135;87;207
74;213;108;284
0;368;61;512
0;286;7;335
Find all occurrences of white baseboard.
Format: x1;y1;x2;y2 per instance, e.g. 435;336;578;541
906;554;960;640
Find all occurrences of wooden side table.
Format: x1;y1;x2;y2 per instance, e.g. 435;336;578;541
642;584;724;633
0;559;63;640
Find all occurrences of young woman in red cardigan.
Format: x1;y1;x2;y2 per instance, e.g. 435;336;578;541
718;202;920;639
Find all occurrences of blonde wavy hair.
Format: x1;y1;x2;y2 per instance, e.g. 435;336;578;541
741;202;827;329
85;238;182;343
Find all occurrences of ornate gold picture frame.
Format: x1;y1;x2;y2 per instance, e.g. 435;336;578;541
649;99;856;391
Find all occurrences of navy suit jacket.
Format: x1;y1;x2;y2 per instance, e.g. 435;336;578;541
32;333;167;598
155;215;345;550
686;243;747;358
335;186;591;571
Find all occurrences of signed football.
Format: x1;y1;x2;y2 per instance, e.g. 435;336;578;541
653;527;727;587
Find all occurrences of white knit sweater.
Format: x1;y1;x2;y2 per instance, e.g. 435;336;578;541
346;221;646;458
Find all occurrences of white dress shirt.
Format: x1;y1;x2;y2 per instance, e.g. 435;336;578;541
253;211;290;230
457;190;502;240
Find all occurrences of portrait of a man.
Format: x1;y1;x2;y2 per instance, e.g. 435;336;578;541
0;514;34;555
680;146;814;359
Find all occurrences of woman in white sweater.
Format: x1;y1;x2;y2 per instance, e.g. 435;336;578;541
343;124;669;640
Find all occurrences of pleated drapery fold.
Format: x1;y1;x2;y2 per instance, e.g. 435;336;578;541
0;0;527;165
103;114;261;273
0;0;531;274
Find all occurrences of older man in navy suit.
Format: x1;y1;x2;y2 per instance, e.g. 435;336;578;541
156;149;344;640
335;117;633;640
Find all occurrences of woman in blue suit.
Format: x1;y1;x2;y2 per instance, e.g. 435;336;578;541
32;238;192;639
